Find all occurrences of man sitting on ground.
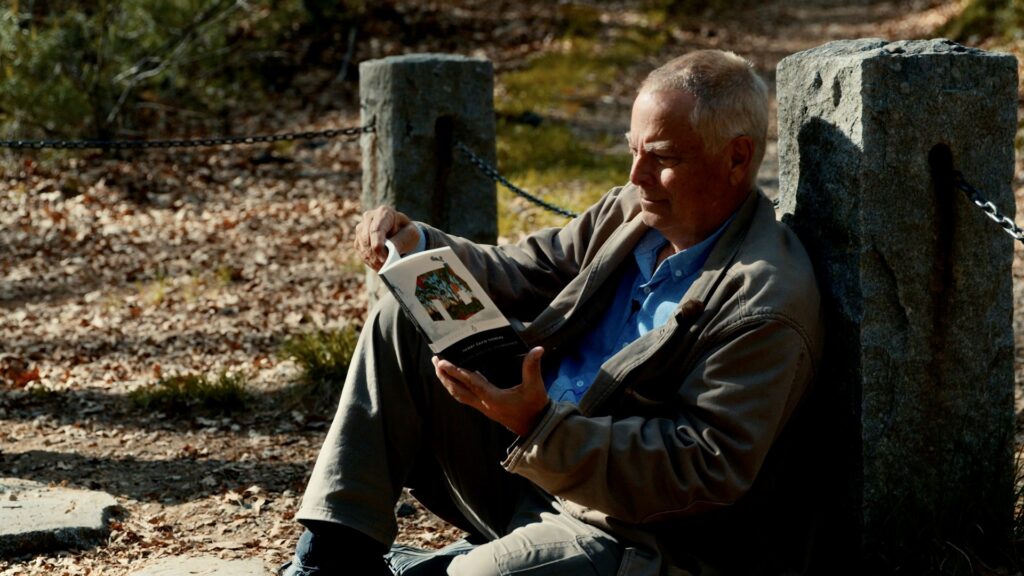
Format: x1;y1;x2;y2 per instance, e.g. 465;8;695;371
282;48;824;576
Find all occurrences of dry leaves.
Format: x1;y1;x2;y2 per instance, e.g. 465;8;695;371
0;1;1001;575
0;107;451;573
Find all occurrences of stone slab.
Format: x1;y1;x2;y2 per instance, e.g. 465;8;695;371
0;477;119;558
129;556;269;576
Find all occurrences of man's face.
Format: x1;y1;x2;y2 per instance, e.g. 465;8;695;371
626;89;733;247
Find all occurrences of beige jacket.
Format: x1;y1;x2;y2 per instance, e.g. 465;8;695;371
421;184;824;575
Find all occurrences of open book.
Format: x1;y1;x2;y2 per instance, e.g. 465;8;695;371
378;240;529;388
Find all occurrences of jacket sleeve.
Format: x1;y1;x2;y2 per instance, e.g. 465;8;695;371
501;315;817;523
416;186;632;318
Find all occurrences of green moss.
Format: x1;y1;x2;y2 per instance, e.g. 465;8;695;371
493;27;652;237
557;3;603;39
497;34;661;118
278;327;358;411
643;0;758;24
494;118;630;237
129;370;250;415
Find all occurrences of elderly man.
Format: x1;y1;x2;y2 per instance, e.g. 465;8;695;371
283;49;823;576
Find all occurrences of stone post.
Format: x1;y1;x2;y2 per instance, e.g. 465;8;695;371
359;54;497;303
777;39;1017;571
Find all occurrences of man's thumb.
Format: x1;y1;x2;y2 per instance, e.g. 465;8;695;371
522;346;545;381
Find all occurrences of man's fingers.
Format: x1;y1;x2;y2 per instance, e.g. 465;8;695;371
355;206;412;270
436;358;474;387
435;360;480;407
436;368;475;405
367;209;391;261
388;210;411;235
434;357;496;402
434;353;550;436
437;374;466;403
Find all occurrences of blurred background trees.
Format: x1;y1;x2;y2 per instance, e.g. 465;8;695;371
0;0;369;141
0;0;1014;144
940;0;1024;42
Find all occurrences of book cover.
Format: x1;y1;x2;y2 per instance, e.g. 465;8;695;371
378;240;528;388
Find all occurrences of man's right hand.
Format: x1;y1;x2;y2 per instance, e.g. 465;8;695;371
354;206;422;271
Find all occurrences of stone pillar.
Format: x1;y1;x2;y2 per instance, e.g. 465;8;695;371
359;53;497;241
359;54;496;303
777;39;1017;571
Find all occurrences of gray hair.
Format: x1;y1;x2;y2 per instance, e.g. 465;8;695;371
640;50;768;175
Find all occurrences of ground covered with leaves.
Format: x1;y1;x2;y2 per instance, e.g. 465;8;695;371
0;0;1008;574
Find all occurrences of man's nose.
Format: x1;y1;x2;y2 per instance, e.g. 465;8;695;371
629;155;652;187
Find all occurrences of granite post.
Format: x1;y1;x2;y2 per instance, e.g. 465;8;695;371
777;39;1017;571
359;54;497;303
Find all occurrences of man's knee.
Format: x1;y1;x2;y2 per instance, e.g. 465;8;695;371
360;293;431;375
367;293;408;341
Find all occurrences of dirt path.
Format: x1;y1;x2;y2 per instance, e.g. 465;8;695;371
0;2;990;574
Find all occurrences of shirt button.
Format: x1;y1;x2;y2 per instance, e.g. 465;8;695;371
674;270;682;277
575;380;585;388
643;287;652;294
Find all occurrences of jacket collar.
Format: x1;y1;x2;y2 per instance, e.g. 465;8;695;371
598;186;764;315
576;188;765;415
521;186;765;346
682;188;763;310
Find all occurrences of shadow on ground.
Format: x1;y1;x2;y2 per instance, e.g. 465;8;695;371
0;383;338;435
0;449;311;503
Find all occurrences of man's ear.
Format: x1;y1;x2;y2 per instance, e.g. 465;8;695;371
726;135;755;188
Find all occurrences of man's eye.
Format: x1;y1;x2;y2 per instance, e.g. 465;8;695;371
655;155;679;166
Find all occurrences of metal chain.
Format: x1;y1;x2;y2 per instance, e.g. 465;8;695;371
455;141;578;219
0;124;374;151
953;171;1024;246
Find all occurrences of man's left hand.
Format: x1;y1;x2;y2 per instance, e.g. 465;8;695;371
433;347;550;437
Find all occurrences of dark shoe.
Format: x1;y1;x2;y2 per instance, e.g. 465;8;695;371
284;524;393;575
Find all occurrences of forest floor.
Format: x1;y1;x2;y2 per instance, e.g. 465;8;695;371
0;1;1011;574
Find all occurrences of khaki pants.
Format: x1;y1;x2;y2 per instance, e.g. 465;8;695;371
296;297;624;575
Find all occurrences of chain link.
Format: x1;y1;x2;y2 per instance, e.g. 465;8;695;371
953;171;1024;245
455;141;578;219
0;124;374;151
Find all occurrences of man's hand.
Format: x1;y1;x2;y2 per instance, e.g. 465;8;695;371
433;347;551;437
354;205;422;271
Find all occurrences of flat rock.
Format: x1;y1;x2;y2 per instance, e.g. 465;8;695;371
0;477;119;558
129;556;269;576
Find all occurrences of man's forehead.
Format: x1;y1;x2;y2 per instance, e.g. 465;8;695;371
624;133;677;151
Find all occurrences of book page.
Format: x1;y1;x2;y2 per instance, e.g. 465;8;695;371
380;241;510;352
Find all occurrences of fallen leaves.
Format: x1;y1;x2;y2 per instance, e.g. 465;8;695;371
0;359;41;389
0;113;382;574
0;2;979;575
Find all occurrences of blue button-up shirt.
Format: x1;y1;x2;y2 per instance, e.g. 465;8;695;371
545;221;731;404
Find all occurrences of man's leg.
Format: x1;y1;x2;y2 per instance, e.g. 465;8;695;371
282;522;390;576
447;493;624;576
291;296;529;568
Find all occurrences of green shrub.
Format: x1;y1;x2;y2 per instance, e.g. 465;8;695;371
939;0;1024;42
643;0;759;22
0;0;365;141
278;327;358;410
129;370;250;415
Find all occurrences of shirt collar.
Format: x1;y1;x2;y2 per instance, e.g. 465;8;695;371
633;213;737;282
